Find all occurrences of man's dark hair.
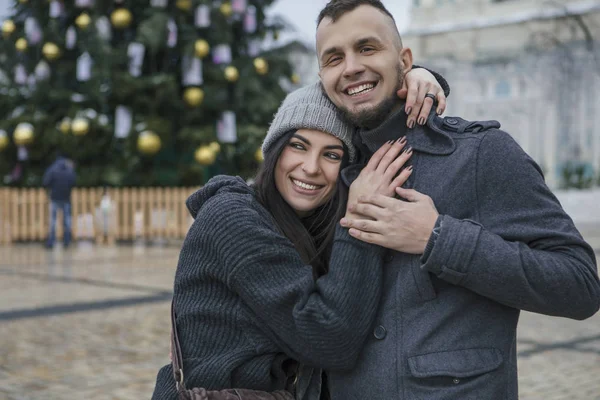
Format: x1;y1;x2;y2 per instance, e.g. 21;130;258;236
316;0;402;47
317;0;396;26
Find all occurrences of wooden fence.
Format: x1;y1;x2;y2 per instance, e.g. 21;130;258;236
0;187;199;245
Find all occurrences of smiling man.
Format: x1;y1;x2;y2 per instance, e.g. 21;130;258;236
314;1;600;399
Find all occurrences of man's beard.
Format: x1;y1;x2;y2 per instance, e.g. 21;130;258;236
338;66;404;130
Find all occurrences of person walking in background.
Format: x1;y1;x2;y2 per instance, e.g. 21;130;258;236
42;154;76;249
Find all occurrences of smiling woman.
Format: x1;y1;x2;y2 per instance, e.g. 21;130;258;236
151;82;416;400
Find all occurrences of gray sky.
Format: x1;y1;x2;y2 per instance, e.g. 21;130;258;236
0;0;410;46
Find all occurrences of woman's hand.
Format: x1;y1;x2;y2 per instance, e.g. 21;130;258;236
398;68;447;128
345;139;412;220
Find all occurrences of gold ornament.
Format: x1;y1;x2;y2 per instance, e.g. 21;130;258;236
255;147;264;163
194;39;210;59
194;146;217;166
175;0;192;11
42;42;61;61
291;73;300;85
71;118;89;136
0;130;8;151
224;66;239;82
219;2;233;17
137;131;162;155
208;141;221;153
2;20;16;37
13;123;34;146
183;87;204;107
111;8;133;29
253;57;268;75
15;38;28;52
59;118;71;134
75;13;92;30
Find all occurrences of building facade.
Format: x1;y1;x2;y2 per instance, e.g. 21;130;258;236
405;0;600;188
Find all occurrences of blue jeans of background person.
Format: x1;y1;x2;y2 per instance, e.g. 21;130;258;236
47;201;72;247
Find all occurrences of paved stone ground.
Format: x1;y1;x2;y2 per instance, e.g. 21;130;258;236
0;230;599;400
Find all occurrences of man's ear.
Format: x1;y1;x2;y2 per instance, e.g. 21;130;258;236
399;47;413;74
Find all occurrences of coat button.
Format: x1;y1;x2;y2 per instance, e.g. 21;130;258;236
453;378;460;384
445;118;458;125
373;325;387;340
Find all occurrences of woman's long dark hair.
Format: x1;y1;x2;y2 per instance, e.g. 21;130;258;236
253;131;350;279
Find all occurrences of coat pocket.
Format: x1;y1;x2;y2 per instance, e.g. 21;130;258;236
405;348;505;400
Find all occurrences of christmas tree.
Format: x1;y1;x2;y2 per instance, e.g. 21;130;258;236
0;0;300;187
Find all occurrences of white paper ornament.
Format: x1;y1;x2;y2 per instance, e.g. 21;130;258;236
10;106;25;118
217;111;237;143
167;19;178;48
27;74;36;90
49;1;64;18
232;0;247;14
17;146;29;161
84;109;98;119
14;64;27;85
25;17;43;45
115;106;133;138
76;52;93;82
127;43;146;77
182;56;203;86
34;61;51;80
66;26;77;50
75;0;94;7
248;39;261;57
195;5;211;28
212;44;232;65
244;5;257;33
95;16;112;41
150;0;168;7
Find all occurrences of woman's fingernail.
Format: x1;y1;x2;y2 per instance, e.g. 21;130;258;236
418;117;425;125
407;166;413;172
406;106;412;115
408;120;415;128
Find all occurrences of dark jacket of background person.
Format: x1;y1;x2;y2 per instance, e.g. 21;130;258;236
328;110;600;400
42;156;76;202
152;176;385;400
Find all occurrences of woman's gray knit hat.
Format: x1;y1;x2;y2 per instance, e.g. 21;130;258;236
262;82;356;162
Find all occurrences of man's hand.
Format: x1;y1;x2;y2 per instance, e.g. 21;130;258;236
341;187;439;254
398;68;447;128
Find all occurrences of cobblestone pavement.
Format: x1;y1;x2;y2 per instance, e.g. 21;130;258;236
0;232;599;400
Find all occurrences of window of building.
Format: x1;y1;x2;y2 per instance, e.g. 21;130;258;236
495;80;511;98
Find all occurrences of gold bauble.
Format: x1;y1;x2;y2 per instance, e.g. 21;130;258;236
208;141;221;154
71;118;89;136
224;66;239;82
59;118;71;134
75;13;92;30
0;130;8;151
183;87;204;107
175;0;192;11
194;146;216;166
253;57;268;75
15;38;28;52
110;8;133;29
219;2;233;17
42;42;61;61
291;73;300;85
194;39;210;59
255;147;264;163
137;131;162;155
13;123;34;146
2;20;16;37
